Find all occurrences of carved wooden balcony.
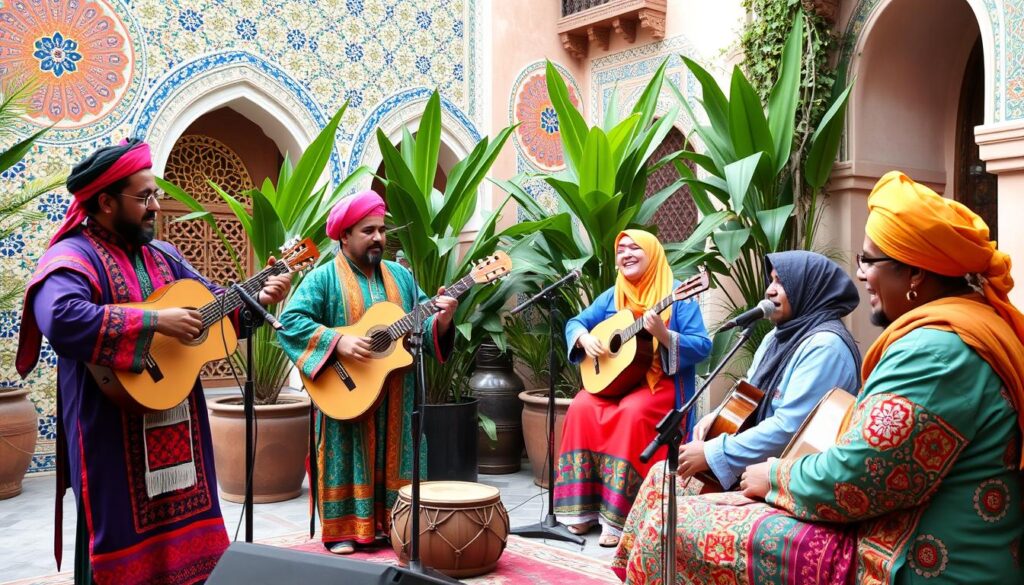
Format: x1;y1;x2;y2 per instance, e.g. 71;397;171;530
558;0;667;59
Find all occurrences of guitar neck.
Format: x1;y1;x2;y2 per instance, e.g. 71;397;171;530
197;263;288;328
620;292;677;342
387;274;476;339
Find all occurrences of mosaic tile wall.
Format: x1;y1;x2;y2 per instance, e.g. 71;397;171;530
0;0;481;473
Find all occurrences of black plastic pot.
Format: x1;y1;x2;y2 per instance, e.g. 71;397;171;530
423;398;479;482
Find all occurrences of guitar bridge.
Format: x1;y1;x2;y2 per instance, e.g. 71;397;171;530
333;362;356;391
144;354;164;382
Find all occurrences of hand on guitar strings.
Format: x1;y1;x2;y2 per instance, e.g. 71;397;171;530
156;307;203;341
692;412;715;442
738;459;774;499
641;310;672;346
577;334;608;358
432;287;459;333
676;440;710;479
257;256;292;305
336;335;373;362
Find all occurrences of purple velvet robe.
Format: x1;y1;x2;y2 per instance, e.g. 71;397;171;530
17;222;231;585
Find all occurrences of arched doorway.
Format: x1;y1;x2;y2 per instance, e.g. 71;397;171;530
834;0;996;347
160;106;284;385
956;38;998;241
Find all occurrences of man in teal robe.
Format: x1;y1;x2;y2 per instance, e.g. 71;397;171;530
277;190;456;555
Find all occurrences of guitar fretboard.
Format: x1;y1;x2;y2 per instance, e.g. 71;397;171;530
384;274;476;340
197;263;289;328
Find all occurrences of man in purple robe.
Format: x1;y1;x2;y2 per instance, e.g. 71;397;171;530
16;139;290;585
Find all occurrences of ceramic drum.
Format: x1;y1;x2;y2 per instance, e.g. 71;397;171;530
390;481;509;577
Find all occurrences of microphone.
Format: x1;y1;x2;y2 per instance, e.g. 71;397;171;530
230;283;285;331
510;269;582;315
719;299;776;332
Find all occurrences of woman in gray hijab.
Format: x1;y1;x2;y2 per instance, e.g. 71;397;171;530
676;250;862;489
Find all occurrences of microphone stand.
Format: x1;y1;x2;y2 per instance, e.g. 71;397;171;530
229;283;261;544
404;252;460;584
508;271;585;546
638;322;756;585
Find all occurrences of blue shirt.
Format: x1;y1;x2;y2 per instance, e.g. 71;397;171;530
703;329;860;488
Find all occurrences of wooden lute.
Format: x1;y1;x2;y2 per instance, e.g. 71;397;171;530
301;251;512;421
581;270;710;397
88;237;319;412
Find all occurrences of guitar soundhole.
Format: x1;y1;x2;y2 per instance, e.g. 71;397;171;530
608;333;622;355
368;329;394;357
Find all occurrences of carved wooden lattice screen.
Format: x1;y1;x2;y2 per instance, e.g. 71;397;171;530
160;135;255;386
645;126;698;243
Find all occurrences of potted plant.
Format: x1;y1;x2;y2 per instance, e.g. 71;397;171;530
374;90;520;481
0;80;66;499
161;103;369;502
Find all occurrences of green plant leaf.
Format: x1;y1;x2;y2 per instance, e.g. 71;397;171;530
681;56;731;136
545;60;588;175
579;127;614;197
712;227;751;263
754;204;795;251
173;211;212;222
0;127;48;174
728;66;774;166
723;153;762;214
415;91;442;196
766;9;804;174
636;179;683;225
278;102;347;226
804;82;854;189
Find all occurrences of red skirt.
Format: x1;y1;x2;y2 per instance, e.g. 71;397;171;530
552;378;679;529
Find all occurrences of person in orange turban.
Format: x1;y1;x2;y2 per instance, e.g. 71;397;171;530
732;170;1024;583
552;229;711;548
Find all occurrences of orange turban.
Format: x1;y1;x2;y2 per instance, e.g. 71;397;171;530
864;171;1024;467
614;230;674;391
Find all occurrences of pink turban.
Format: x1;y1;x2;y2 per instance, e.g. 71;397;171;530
50;139;153;247
326;190;386;240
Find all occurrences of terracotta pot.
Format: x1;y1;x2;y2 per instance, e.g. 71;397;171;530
208;391;310;503
519;389;572;489
0;388;39;500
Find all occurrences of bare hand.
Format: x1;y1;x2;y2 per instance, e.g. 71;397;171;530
693;412;715;441
677;440;709;479
433;287;458;333
739;460;774;499
642;310;671;345
156;308;203;342
257;257;292;305
336;334;373;362
577;334;608;359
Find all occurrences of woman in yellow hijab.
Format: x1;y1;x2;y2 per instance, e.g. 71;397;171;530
552;229;711;547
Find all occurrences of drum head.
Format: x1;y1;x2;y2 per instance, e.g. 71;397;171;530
398;481;500;507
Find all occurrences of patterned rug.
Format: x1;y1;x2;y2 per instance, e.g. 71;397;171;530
3;533;619;585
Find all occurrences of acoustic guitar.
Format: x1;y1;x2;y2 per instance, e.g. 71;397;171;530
694;379;765;490
581;270;710;397
88;237;320;413
302;251;512;421
781;387;856;459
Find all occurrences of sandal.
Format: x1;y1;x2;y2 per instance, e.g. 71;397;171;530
566;521;596;536
598;533;620;548
328;540;356;555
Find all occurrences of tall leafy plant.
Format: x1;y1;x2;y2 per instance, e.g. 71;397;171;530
375;90;518;404
668;10;853;368
492;60;720;395
161;103;369;404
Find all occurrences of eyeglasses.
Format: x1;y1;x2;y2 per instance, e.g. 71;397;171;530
856;252;899;270
120;190;166;205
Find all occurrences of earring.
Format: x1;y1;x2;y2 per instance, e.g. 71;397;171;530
906;288;918;302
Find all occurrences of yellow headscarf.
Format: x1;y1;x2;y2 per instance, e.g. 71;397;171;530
862;171;1024;467
614;230;674;391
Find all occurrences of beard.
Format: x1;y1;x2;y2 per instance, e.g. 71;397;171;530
869;308;891;327
362;244;384;267
113;210;156;246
